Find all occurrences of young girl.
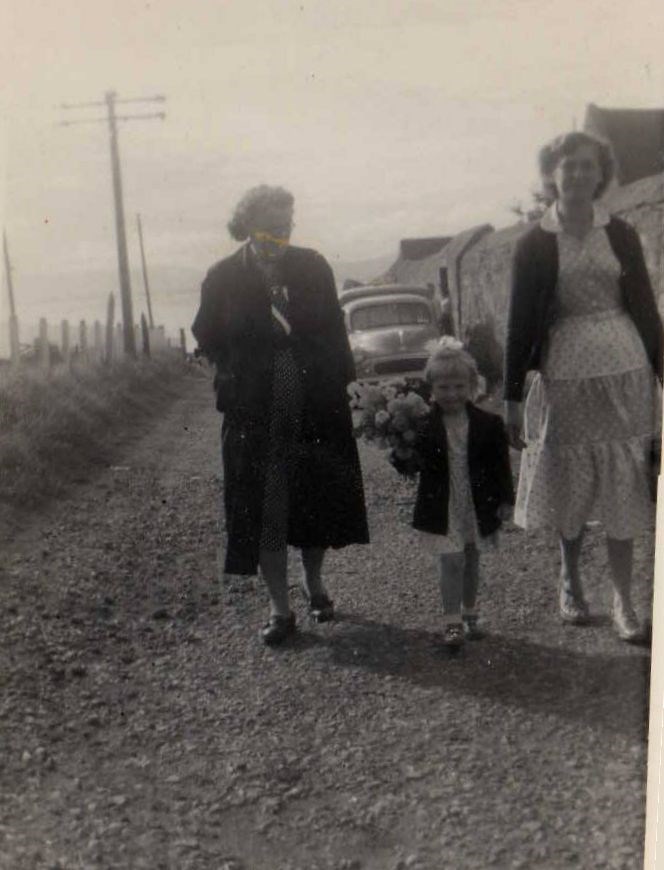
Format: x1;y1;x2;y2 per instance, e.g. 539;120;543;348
392;340;515;648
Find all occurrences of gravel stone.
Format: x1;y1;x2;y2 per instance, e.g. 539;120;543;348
0;379;652;869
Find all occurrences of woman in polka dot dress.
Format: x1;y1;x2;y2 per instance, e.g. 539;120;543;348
504;131;662;643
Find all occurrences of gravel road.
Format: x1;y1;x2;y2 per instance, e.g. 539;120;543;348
0;373;654;869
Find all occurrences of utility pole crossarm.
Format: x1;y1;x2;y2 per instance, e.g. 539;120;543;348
58;112;166;127
60;100;107;109
114;95;166;104
114;112;166;122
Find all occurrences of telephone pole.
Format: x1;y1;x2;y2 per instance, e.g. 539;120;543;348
3;231;20;363
60;91;166;357
136;213;155;329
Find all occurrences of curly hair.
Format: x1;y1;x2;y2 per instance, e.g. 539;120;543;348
538;131;616;202
227;185;295;241
424;345;480;392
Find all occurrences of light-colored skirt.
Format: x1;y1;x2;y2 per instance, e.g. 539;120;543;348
515;309;660;539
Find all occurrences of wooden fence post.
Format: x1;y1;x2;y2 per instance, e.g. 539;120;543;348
61;319;71;366
115;323;123;358
141;313;151;358
39;318;50;370
105;293;115;364
9;315;20;367
79;320;88;361
93;320;103;361
179;328;186;358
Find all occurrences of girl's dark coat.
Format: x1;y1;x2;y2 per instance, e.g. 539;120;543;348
192;243;369;575
504;216;664;402
396;403;515;537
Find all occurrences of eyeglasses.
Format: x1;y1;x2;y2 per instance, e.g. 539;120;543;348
253;230;291;247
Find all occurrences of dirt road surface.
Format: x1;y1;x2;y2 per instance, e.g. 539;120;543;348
0;374;654;869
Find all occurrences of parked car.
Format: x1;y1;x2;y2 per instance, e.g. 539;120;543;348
339;284;442;382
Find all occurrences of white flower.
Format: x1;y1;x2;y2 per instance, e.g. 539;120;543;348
435;336;464;352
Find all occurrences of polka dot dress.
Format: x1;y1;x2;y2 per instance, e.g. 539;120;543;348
259;346;304;550
515;221;661;539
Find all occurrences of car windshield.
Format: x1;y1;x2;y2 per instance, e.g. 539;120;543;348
351;301;431;331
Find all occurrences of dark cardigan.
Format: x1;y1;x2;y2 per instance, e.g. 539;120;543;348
394;403;515;537
504;216;663;402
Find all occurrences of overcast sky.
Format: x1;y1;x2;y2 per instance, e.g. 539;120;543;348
2;0;664;327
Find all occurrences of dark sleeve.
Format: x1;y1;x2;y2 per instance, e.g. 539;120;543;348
313;252;356;386
191;269;227;363
191;268;236;411
504;233;538;402
191;269;223;358
493;416;515;505
624;223;663;383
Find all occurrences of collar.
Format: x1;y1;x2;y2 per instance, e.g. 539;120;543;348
540;203;611;234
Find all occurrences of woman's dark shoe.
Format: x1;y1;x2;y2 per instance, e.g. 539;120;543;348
309;594;335;623
462;614;486;640
260;612;296;646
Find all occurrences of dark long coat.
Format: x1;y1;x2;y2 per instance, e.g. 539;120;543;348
393;403;515;537
192;243;369;575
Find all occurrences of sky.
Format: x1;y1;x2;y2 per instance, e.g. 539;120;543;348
2;0;664;337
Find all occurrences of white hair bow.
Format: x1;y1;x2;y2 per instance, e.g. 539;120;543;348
435;336;464;351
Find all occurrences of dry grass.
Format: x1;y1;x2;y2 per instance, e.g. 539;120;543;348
0;354;200;509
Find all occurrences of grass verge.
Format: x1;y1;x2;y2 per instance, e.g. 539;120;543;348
0;354;203;512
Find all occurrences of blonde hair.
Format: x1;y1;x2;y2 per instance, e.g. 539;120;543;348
425;345;479;393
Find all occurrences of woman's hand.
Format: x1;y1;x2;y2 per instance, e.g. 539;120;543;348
505;401;526;450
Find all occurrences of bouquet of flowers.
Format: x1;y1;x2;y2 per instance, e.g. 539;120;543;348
347;379;431;476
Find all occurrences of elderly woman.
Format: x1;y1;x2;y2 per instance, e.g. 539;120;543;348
504;131;662;643
192;185;369;645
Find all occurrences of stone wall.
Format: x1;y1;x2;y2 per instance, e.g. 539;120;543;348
607;174;664;306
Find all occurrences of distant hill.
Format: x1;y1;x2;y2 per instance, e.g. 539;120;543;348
0;252;396;356
328;252;395;290
2;265;203;343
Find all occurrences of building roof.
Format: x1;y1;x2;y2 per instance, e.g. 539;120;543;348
584;104;664;185
605;171;664;213
399;236;451;261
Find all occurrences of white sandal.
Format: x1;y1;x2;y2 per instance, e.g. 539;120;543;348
613;597;643;643
443;623;465;648
559;586;590;625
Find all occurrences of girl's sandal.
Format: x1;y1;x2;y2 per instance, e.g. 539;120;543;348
462;615;485;640
443;623;465;649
